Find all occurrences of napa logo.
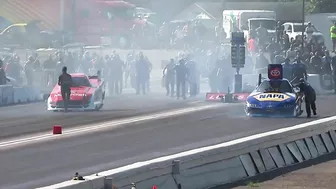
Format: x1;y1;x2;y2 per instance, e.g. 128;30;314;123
254;93;290;101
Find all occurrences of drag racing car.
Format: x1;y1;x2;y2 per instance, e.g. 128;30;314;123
245;64;303;117
47;73;105;111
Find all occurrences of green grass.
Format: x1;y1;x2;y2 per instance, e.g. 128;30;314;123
247;181;260;187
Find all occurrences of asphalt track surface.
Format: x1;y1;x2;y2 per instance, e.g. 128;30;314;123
1;95;336;189
0;93;197;138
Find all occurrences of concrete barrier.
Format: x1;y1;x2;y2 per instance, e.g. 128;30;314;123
38;115;336;189
0;85;14;105
13;86;42;104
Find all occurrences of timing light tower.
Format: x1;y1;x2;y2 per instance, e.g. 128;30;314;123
230;32;245;93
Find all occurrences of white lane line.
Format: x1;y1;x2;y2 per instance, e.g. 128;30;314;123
0;103;222;149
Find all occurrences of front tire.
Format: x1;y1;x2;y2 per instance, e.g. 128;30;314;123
294;100;303;117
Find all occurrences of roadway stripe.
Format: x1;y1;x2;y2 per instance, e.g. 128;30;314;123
0;102;221;149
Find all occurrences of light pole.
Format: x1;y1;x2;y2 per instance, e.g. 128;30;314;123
301;0;305;54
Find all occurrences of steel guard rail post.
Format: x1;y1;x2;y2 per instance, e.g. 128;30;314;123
38;116;336;189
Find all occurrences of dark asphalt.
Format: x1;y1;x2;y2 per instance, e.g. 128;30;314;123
0;93;204;139
2;95;336;189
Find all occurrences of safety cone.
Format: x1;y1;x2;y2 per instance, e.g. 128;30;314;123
53;125;62;134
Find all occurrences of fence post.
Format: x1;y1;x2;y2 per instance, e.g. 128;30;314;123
104;176;113;189
172;160;180;174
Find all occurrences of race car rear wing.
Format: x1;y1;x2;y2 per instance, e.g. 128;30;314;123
88;76;99;79
88;70;102;80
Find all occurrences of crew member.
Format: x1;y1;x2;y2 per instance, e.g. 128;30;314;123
186;56;199;97
135;52;150;95
163;59;175;97
109;54;124;95
58;66;72;111
174;59;188;100
298;79;317;118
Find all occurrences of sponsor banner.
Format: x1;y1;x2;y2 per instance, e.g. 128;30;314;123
253;93;290;102
205;93;249;101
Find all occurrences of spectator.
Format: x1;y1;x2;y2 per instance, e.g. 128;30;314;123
310;51;322;73
248;36;257;55
24;56;34;85
276;21;284;43
330;21;336;52
0;59;7;85
6;55;21;82
266;38;281;64
282;31;290;50
305;22;315;41
256;23;268;48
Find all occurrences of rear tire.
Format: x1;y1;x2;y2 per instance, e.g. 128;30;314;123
95;104;103;111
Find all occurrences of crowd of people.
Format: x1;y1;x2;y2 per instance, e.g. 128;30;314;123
0;20;336;105
247;21;336;88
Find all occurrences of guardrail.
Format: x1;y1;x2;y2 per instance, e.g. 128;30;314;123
39;115;336;189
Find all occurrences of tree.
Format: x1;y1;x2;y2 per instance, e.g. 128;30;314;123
307;0;336;13
222;0;336;13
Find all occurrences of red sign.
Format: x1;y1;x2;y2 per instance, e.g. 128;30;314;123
152;186;157;189
205;93;225;101
270;68;280;77
205;93;249;101
233;93;249;101
268;64;283;80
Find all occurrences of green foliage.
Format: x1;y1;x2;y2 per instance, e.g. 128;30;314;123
222;0;336;13
247;181;260;187
307;0;336;13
